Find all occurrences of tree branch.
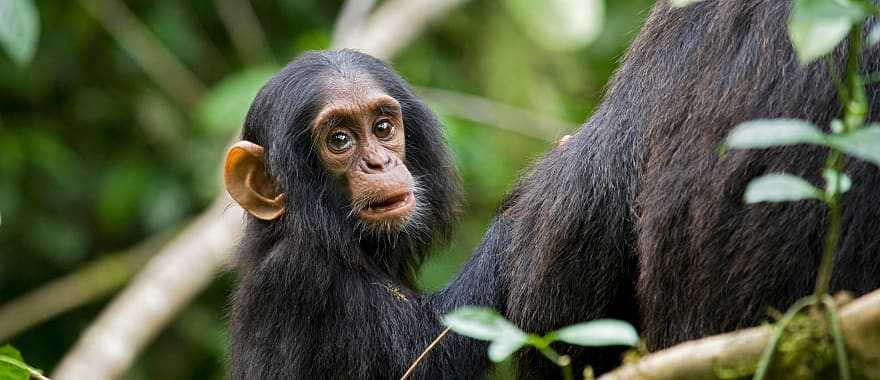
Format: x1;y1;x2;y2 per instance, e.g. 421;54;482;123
0;230;171;342
331;0;376;48
51;197;242;380
599;289;880;380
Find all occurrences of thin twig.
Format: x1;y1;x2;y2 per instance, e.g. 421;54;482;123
214;0;273;65
416;87;578;142
400;327;451;380
76;0;206;109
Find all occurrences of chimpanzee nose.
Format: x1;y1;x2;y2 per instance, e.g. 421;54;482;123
361;151;394;173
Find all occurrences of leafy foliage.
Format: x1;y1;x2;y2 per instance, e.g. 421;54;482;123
444;307;637;372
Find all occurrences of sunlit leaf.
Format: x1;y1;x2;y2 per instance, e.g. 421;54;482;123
550;319;639;347
725;119;827;149
670;0;705;8
744;174;822;203
443;307;526;342
827;125;880;167
0;345;30;380
0;0;39;66
196;66;279;135
503;0;604;51
822;169;852;197
788;0;867;64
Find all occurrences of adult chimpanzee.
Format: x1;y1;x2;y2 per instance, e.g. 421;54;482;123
226;1;880;379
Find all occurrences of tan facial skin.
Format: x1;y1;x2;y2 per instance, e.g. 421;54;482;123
223;78;416;227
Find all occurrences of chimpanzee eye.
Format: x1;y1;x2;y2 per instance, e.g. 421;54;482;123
373;120;394;139
327;131;353;152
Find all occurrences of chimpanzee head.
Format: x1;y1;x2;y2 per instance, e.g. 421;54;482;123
224;50;461;274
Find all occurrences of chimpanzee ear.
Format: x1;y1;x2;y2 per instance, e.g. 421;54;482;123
224;141;287;221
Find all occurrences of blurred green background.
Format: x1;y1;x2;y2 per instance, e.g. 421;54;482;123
0;0;653;378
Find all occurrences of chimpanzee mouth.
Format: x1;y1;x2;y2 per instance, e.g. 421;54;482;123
359;191;416;221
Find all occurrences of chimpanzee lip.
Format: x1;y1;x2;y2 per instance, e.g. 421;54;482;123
359;191;415;220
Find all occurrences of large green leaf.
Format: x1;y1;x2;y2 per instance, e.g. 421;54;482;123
0;0;39;66
0;345;30;380
550;319;639;347
196;66;279;136
827;125;880;167
744;174;822;204
788;0;868;64
725;119;827;150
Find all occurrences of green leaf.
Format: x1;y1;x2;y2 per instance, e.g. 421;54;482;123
827;125;880;167
822;169;852;197
0;0;40;66
725;119;827;150
670;0;705;8
744;174;822;203
196;66;279;135
443;307;527;342
0;345;30;380
788;0;868;64
550;319;639;347
488;336;527;362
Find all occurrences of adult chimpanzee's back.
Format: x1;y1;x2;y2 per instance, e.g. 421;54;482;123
503;0;880;376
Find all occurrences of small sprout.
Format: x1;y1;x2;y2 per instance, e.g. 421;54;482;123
444;307;639;369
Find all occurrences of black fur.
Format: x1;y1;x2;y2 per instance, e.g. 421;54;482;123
503;0;880;377
230;1;880;378
229;50;502;379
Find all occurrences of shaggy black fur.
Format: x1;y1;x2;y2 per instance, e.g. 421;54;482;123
503;0;880;377
228;50;504;379
230;1;880;379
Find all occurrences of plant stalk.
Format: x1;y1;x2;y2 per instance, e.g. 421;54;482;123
813;23;866;306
